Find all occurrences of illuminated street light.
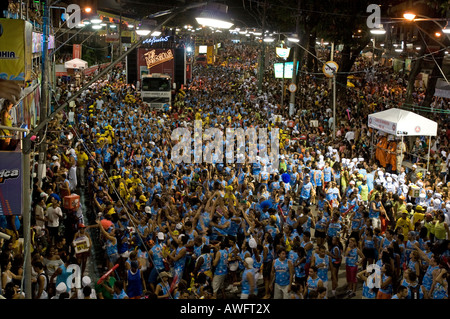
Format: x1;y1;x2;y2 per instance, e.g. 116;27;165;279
90;15;102;24
287;34;300;43
370;26;386;35
195;2;233;29
403;12;416;21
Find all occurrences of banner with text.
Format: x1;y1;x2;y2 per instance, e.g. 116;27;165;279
0;151;23;216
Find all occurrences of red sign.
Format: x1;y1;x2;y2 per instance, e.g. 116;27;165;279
73;44;82;59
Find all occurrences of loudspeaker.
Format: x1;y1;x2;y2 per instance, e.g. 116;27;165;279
127;48;138;85
174;47;186;90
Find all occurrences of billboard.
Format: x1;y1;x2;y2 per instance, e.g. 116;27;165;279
0;152;23;216
274;61;299;79
0;19;33;82
137;48;175;80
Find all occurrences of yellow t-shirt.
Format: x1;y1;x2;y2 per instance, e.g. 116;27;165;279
395;217;412;237
76;151;89;168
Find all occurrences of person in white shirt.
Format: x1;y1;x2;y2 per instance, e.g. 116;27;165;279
68;157;77;191
46;196;63;244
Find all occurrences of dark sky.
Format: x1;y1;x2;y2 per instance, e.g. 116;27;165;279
96;0;261;29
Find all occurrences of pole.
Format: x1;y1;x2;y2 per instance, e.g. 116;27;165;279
331;42;336;139
427;136;431;173
22;134;31;299
281;61;285;110
257;0;267;93
38;0;49;184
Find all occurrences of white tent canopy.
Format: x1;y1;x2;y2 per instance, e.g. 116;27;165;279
64;58;88;69
368;108;438;172
368;108;437;137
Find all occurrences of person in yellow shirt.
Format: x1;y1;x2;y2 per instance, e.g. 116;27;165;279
76;144;89;188
394;211;413;237
131;172;142;185
410;205;426;230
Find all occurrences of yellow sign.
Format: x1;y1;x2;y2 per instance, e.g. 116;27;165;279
0;19;33;82
323;61;339;78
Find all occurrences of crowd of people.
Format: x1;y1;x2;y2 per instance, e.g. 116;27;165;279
0;38;450;300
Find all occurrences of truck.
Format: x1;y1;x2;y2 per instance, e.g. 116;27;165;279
140;73;172;110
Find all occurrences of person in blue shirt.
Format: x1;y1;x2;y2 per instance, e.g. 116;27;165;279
299;175;313;207
270;247;294;299
212;240;229;299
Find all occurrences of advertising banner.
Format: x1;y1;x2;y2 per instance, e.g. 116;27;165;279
73;44;82;59
0;151;23;216
137;48;174;79
0;18;33;82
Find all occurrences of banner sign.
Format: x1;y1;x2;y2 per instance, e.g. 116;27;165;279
144;49;174;69
73;44;82;59
0;152;23;215
0;19;33;82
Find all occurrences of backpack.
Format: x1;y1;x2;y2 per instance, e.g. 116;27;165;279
409;285;420;299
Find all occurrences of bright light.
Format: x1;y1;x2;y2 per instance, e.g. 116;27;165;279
128;24;135;29
136;29;151;36
85;7;92;13
287;34;300;43
370;27;386;35
196;17;233;29
416;46;421;50
435;32;442;37
90;16;102;24
186;46;192;52
151;30;162;36
443;27;450;34
403;12;416;21
395;48;402;52
263;36;274;43
92;24;102;30
110;24;117;29
100;23;107;26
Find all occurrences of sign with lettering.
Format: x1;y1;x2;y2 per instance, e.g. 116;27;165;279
0;152;23;215
144;49;174;69
73;237;90;254
0;18;32;82
142;36;170;45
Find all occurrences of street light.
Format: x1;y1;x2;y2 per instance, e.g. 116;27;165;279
403;12;416;21
195;2;234;29
370;26;386;35
287;34;300;43
90;15;102;24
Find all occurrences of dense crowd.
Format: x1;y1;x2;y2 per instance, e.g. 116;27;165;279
0;39;449;300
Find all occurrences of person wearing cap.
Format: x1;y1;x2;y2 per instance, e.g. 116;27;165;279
411;205;426;230
394;211;413;238
72;223;92;276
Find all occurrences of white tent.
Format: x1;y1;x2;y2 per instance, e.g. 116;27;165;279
64;58;88;69
368;108;438;172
